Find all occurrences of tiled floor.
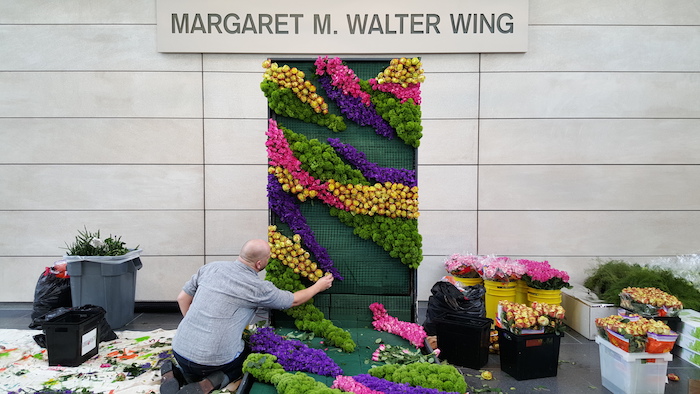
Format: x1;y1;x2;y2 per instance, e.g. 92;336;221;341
2;302;699;393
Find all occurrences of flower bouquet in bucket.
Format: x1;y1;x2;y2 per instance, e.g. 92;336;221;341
518;259;571;291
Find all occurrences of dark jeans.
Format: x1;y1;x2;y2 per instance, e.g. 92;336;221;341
173;344;251;388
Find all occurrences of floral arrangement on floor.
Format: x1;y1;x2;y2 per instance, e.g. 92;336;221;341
243;352;467;394
518;259;572;290
370;303;427;348
248;326;343;376
444;253;482;278
498;300;566;335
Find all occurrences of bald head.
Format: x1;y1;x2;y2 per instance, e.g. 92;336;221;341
239;239;271;270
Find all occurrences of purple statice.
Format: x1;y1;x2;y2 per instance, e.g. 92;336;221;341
267;174;343;280
354;374;461;394
327;138;417;187
318;75;397;140
248;326;343;377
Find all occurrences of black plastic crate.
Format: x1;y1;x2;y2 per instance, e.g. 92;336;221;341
434;314;492;369
497;327;562;380
43;310;101;366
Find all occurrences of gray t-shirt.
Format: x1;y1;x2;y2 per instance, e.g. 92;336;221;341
172;260;294;365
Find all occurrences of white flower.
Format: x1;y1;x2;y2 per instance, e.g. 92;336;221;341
89;237;105;248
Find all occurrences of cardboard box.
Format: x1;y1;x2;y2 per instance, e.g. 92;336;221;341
596;336;672;394
674;346;700;369
561;284;617;340
677;309;700;340
677;333;700;353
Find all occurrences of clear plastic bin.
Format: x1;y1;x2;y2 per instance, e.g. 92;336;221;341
596;336;672;394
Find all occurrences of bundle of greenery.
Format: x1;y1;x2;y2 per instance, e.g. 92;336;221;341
583;259;700;311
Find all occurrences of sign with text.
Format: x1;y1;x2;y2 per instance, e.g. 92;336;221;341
157;0;528;53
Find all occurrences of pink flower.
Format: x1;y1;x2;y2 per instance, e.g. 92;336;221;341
369;78;422;105
315;56;372;106
331;375;384;394
266;119;345;209
369;303;426;348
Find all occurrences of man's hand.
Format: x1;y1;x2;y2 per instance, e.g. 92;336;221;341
315;273;334;291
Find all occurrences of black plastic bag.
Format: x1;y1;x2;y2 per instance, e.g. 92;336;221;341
32;304;118;348
29;266;72;328
423;281;486;336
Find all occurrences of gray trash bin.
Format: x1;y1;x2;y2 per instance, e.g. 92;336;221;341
65;250;142;329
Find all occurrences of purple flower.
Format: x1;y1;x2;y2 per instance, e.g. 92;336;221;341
318;75;397;140
267;174;343;280
327;138;416;187
249;326;343;377
354;374;461;394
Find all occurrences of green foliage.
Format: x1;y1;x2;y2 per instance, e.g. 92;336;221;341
261;80;346;132
584;259;700;310
64;227;136;256
243;353;343;394
265;259;357;352
281;126;367;185
330;208;422;268
369;362;468;394
361;80;423;148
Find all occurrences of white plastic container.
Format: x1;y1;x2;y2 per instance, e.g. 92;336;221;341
595;336;672;394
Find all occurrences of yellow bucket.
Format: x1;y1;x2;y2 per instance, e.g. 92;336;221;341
484;280;517;322
453;277;484;287
515;280;529;305
527;287;562;306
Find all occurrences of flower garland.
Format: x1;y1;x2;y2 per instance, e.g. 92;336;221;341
369;57;425;105
266;118;344;207
362;80;423;148
354;373;463;394
331;375;384;394
260;79;346;132
327;138;417;187
267;174;342;280
367;363;467;394
318;75;397;140
369;303;427;348
248;327;343;377
315;56;372;106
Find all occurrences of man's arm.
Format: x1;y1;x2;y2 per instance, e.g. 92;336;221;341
177;290;194;316
291;274;333;307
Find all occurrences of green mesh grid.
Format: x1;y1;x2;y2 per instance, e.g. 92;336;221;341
272;293;413;328
267;58;418;329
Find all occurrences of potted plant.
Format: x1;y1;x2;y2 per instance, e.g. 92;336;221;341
63;228;143;329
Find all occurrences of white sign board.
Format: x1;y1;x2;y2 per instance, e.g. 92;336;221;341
157;0;528;54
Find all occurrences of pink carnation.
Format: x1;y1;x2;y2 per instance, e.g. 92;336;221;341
331;375;384;394
369;302;426;348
